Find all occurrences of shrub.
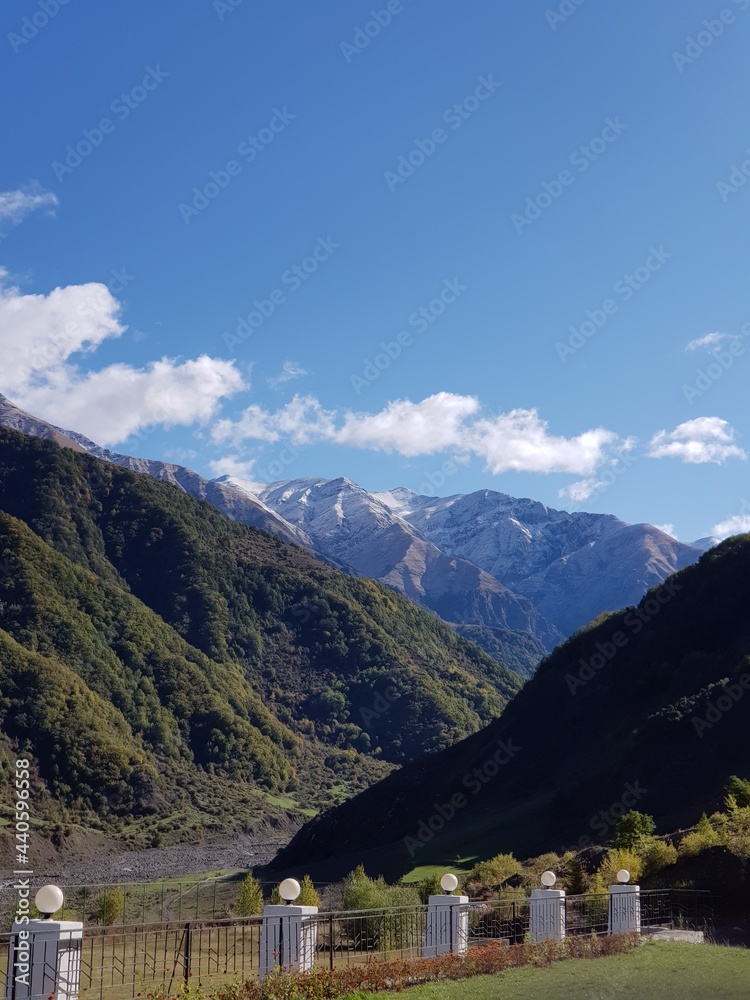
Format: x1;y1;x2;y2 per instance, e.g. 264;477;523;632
559;854;589;895
92;887;124;926
465;853;521;897
236;873;264;916
520;852;560;891
196;932;637;999
638;837;678;877
594;848;642;888
726;775;750;808
679;813;719;858
341;866;420;951
297;875;320;908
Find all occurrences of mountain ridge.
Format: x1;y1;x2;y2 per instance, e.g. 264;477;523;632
0;393;703;674
276;534;750;878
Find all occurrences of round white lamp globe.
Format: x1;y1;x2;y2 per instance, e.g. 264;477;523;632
279;878;301;903
540;870;557;888
616;869;630;884
440;873;459;893
35;885;64;918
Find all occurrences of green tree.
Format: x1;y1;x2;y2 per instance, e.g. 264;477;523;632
726;775;750;808
638;837;678;877
465;853;521;896
613;810;656;849
679;813;719;857
560;855;588;895
236;872;264;916
92;887;124;926
595;848;642;889
298;874;320;907
520;852;560;891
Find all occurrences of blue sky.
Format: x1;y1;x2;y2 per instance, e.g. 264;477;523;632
1;0;748;542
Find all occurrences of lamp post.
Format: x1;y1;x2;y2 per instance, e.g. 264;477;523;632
279;878;301;905
35;885;64;920
530;872;565;942
5;886;83;1000
608;868;640;935
423;873;468;958
259;877;318;979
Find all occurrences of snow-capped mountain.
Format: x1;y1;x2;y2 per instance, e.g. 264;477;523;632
377;488;700;635
220;475;563;653
222;475;701;646
0;392;704;674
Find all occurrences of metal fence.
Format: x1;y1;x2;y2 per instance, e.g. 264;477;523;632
0;889;713;999
0;876;244;929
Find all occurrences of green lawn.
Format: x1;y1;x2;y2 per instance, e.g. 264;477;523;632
346;942;750;999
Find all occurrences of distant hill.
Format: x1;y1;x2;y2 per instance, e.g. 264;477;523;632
0;428;522;845
277;535;750;879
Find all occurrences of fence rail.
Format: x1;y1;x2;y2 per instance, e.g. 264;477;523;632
0;889;713;999
0;875;248;930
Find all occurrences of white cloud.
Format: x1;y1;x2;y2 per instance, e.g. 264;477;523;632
0;276;126;394
20;356;246;446
208;455;259;479
338;393;479;456
213;395;335;447
213;392;626;477
648;417;746;464
685;332;739;354
267;360;308;389
468;409;617;475
0;275;246;445
0;185;58;228
653;523;677;538
711;514;750;540
558;478;607;503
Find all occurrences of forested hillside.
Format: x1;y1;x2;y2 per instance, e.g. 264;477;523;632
0;429;521;844
278;533;750;878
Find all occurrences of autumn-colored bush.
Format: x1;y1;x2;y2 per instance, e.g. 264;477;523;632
146;933;639;1000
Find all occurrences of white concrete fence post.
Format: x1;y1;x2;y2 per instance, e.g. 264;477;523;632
258;879;318;980
529;871;565;943
423;894;469;957
608;870;640;935
5;886;82;1000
